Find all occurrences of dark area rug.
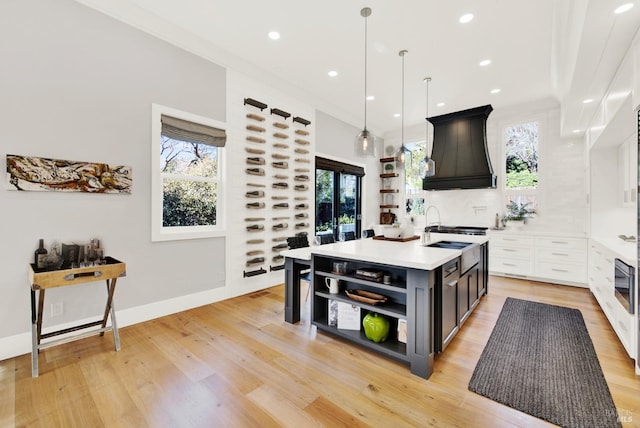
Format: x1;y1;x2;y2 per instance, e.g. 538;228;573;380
468;297;621;428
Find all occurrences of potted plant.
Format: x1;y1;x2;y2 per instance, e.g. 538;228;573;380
504;201;535;226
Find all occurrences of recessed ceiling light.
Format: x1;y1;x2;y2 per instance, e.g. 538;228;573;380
572;129;581;133
268;31;280;40
459;13;474;23
490;88;501;94
437;102;445;107
479;59;491;67
393;113;401;118
583;98;593;104
327;70;338;77
614;3;634;14
366;95;375;101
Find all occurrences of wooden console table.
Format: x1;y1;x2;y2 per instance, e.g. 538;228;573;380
28;256;126;377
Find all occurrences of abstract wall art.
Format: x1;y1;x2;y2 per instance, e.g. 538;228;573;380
6;154;132;194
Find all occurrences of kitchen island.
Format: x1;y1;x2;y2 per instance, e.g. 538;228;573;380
283;233;489;379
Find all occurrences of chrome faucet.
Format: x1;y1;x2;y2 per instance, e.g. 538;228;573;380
424;205;441;242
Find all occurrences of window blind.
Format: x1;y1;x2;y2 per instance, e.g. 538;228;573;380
161;114;226;147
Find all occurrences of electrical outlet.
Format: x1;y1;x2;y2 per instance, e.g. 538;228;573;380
51;302;63;317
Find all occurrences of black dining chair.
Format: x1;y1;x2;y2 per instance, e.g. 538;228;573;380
362;229;375;238
319;234;335;245
343;231;356;241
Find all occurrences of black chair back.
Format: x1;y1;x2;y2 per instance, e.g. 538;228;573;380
362;229;375;238
318;234;335;245
287;236;309;249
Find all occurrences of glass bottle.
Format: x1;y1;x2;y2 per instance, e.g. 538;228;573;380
35;239;47;269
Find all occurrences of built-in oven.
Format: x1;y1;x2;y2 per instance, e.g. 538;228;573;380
614;258;635;314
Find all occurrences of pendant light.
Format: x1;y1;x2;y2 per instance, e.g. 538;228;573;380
355;7;376;157
422;77;436;178
395;50;409;170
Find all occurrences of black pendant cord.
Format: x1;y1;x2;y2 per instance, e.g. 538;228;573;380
363;11;368;131
425;77;431;157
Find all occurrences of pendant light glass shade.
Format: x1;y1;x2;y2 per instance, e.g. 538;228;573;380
395;50;409;170
355;128;376;156
355;7;377;157
422;77;436;178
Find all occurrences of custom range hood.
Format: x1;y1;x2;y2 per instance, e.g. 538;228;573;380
423;104;496;190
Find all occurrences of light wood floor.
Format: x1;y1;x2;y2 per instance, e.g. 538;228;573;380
1;276;639;427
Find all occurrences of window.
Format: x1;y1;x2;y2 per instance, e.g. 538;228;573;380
503;121;538;215
404;141;425;217
152;104;226;241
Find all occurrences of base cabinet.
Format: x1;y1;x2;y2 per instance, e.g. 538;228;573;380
310;242;488;379
310;254;435;379
589;240;635;358
489;233;587;286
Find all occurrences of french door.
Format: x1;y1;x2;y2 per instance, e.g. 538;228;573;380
315;157;364;240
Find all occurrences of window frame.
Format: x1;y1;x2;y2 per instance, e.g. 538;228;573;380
403;140;427;217
500;114;544;213
151;103;226;242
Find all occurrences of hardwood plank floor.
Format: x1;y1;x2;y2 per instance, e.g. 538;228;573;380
2;276;639;427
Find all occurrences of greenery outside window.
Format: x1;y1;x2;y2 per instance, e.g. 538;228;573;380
404;141;426;217
503;120;538;219
152;104;226;241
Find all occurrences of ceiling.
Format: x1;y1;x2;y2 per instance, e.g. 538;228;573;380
78;0;640;138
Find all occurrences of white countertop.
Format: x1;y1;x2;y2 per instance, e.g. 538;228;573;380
285;233;489;271
591;236;637;266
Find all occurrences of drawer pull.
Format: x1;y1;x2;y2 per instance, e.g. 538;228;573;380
605;301;613;311
551;268;568;273
446;280;457;287
503;249;517;252
503;238;517;242
445;266;458;275
64;271;103;281
551;253;568;256
605;259;613;264
551;241;568;244
503;263;517;267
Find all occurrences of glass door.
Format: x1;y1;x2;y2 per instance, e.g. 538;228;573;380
315;168;335;237
315;158;363;241
337;173;358;240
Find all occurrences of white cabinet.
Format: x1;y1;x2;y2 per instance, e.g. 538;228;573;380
489;233;587;286
618;135;637;207
588;240;635;358
535;237;587;284
489;235;534;277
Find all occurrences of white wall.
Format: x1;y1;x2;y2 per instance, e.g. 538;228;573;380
315;111;383;231
0;0;226;358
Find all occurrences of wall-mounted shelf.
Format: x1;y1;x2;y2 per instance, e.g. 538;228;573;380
379;158;400;223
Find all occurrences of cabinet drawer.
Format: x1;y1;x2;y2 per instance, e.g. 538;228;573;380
492;245;533;259
491;235;534;247
535;247;586;264
490;257;534;276
535;237;586;251
535;261;586;283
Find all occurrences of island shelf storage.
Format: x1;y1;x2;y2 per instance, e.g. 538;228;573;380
311;253;435;379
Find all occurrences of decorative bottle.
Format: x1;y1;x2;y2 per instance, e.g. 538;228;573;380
35;239;47;269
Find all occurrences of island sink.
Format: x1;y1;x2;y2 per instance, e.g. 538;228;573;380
426;241;475;250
